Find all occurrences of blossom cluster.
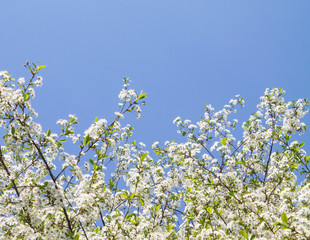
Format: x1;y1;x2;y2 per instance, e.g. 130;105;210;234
0;64;309;239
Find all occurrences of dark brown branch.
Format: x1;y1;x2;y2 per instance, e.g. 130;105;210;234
0;145;35;230
29;137;74;233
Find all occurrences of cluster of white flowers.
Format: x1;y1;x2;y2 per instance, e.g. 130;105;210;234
0;65;309;239
118;78;137;103
118;89;137;102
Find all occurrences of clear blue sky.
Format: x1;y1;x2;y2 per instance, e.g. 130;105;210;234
1;1;309;151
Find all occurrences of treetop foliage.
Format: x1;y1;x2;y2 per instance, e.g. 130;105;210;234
0;63;309;239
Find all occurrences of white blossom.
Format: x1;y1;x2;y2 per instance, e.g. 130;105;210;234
0;68;309;239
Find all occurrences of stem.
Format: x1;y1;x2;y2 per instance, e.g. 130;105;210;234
29;137;73;233
0;145;35;230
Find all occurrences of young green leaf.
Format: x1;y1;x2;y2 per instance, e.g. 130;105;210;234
140;152;148;161
137;92;147;100
281;212;288;226
46;129;51;137
83;134;91;146
239;230;249;240
37;65;47;71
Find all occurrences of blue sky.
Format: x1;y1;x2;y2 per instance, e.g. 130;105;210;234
1;1;309;152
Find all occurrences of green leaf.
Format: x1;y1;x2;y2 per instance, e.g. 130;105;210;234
155;204;161;211
141;152;148;161
93;228;100;234
281;212;288;226
207;207;212;214
83;134;91;146
221;138;227;145
11;127;15;134
129;106;136;112
72;233;80;240
126;213;134;220
46;129;51;137
229;191;235;198
24;93;30;101
59;139;67;143
130;192;137;200
139;197;144;206
94;165;101;171
67;230;74;238
120;192;128;199
239;230;249;240
236;160;246;165
65;130;74;135
299;142;305;148
137;92;147;100
37;65;46;71
89;159;94;165
166;224;174;232
109;179;115;190
69;118;78;125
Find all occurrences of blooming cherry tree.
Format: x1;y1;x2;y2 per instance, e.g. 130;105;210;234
0;63;309;239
